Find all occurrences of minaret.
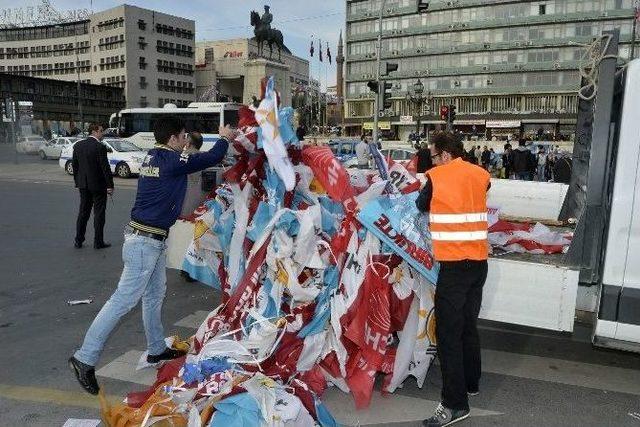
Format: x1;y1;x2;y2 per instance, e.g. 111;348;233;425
336;30;345;123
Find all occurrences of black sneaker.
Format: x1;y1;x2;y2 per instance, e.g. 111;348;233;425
147;347;186;364
68;356;99;395
422;403;470;427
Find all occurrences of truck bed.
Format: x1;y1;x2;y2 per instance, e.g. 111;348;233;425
490;223;573;267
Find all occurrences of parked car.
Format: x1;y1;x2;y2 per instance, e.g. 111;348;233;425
16;136;47;154
59;138;148;178
39;137;80;160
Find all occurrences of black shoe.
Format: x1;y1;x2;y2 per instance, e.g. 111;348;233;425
74;241;83;249
94;242;111;249
68;356;99;395
422;403;470;427
147;347;187;364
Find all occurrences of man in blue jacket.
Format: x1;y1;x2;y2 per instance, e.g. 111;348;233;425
69;117;233;395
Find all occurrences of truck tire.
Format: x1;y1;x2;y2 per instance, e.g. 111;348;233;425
116;162;131;178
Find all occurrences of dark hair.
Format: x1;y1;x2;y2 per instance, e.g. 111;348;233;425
360;134;367;141
518;138;527;147
189;131;203;150
432;132;464;158
154;117;185;145
87;123;104;134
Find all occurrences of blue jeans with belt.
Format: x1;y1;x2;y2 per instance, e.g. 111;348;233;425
74;231;167;366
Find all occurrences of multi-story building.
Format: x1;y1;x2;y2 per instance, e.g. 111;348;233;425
0;4;195;109
195;38;310;107
344;0;639;140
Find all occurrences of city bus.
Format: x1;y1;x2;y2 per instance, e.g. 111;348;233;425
114;102;241;150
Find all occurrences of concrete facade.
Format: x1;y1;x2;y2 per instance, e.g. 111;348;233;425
344;0;639;140
0;4;195;109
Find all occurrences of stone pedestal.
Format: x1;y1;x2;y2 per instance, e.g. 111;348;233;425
243;58;291;106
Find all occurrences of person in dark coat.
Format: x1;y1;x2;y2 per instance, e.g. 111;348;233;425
296;125;306;142
512;139;532;180
72;123;114;249
416;142;433;173
502;144;513;179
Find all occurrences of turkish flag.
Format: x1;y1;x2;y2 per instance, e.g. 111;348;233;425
301;146;357;212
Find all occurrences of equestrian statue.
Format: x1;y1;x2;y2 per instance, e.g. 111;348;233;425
250;5;288;61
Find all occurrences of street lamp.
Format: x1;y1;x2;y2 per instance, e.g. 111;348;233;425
55;24;83;131
405;79;432;144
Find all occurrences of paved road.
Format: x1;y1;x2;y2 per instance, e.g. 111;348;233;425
1;146;640;426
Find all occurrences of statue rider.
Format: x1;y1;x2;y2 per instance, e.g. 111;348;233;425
261;5;273;32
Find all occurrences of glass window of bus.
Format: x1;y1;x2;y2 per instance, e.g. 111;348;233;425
223;109;239;127
182;112;220;133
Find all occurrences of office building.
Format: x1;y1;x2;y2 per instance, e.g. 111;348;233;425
0;4;196;109
344;0;639;140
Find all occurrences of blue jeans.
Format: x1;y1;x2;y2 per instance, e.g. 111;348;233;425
74;231;167;366
516;172;530;181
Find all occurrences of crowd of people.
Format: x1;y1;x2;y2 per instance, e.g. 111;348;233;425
455;140;572;184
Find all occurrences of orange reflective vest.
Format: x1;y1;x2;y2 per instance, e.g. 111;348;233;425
425;157;490;261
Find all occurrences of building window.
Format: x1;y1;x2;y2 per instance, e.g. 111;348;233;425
138;19;147;31
539;4;546;15
140;96;148;107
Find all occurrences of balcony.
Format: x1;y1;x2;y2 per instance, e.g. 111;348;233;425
346;9;632;42
346;83;581;103
346;60;583;82
346;35;637;62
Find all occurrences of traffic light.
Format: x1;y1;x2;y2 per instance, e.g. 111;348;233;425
381;81;393;110
417;0;429;13
367;80;379;93
448;104;456;123
385;62;398;75
439;105;449;121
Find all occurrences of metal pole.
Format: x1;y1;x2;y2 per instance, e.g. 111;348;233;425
372;0;385;145
631;2;638;60
75;27;83;130
10;98;17;165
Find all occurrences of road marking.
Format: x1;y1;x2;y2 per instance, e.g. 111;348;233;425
62;419;101;427
481;348;640;396
322;389;502;426
174;310;209;329
0;384;119;410
96;350;157;386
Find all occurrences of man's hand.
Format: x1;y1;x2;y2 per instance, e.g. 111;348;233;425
107;188;114;195
218;124;236;141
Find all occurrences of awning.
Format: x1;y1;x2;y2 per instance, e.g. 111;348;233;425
486;120;521;128
521;119;560;124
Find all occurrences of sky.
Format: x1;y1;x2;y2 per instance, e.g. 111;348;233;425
10;0;345;88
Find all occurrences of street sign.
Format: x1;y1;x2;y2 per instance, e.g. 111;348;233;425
363;121;391;130
400;115;413;124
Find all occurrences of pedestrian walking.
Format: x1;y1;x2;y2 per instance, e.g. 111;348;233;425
356;134;370;169
69;118;232;395
512;139;532;180
502;143;513;179
536;146;547;181
416;132;490;427
480;145;491;171
72;123;113;249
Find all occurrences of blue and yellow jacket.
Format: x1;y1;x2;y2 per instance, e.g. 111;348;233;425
129;138;228;233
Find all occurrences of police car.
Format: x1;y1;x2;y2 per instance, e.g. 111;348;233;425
59;138;148;178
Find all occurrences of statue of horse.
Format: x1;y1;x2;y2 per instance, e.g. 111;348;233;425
250;10;284;61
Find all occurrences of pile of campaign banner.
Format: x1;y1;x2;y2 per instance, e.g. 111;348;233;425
105;77;440;427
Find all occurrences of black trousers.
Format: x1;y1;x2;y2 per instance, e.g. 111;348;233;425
435;259;488;411
75;188;107;245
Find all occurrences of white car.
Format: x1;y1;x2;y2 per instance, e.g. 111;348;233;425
16;136;47;154
59;138;148;178
39;137;80;160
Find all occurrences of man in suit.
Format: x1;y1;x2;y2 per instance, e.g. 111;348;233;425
72;123;114;249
